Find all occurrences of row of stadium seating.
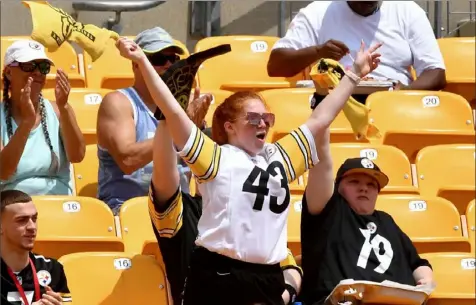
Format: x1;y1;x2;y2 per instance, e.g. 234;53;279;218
39;88;476;157
1;36;475;104
57;251;475;305
31;194;475;304
72;142;475;216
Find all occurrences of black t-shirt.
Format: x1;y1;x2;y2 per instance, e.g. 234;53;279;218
1;252;71;304
300;192;431;305
148;185;202;305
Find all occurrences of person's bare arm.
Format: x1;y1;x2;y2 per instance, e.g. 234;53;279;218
268;47;321;78
397;69;446;91
151;121;180;205
281;268;302;304
0;124;31;180
413;266;434;285
51;102;85;163
97;91;153;175
268;39;350;78
305;128;335;215
0;78;36;180
52;69;85;163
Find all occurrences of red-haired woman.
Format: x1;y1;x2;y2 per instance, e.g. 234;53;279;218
116;37;381;304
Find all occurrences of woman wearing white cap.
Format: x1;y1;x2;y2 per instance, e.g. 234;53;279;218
0;40;85;195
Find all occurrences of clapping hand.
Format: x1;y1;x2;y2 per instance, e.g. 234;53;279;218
54;69;71;107
19;77;37;129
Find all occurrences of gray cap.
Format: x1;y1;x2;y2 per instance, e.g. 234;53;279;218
134;27;185;55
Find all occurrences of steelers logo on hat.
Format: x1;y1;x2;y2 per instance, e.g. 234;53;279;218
361;158;375;169
37;270;52;287
29;41;41;50
367;222;377;234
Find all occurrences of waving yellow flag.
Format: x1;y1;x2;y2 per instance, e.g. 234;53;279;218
310;59;381;141
22;1;119;61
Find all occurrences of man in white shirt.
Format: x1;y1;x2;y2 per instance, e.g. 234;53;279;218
268;1;446;92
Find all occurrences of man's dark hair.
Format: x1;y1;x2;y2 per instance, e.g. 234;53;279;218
1;190;32;212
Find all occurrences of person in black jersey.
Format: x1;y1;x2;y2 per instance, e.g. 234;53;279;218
1;190;72;305
300;154;435;305
147;97;303;305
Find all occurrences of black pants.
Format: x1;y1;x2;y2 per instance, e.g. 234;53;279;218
182;247;285;305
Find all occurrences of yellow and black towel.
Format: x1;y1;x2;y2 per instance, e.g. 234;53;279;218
311;58;381;141
22;1;119;61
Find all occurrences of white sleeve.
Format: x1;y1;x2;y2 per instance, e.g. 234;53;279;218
405;3;446;75
272;5;319;50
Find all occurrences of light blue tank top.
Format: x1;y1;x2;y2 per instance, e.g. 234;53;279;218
97;87;190;211
0;99;72;195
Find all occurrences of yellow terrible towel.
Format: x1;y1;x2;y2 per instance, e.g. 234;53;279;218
310;59;381;141
22;1;119;61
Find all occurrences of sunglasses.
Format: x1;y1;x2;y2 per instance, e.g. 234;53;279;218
9;61;51;75
147;53;180;67
245;112;275;127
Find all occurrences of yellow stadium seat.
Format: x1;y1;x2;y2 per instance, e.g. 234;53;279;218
421;253;475;305
466;200;475;254
32;196;123;259
287;195;303;256
42;88;112;145
366;91;475;162
438;37;475;104
329;143;418;195
194;36;304;91
84;36;189;89
119;197;159;257
415;144;475;215
72;144;99;197
1;36;85;88
59;252;169;305
377;195;471;253
260;88;366;144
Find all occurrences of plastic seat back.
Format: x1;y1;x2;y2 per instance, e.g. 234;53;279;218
329;143;417;194
377;195;470;253
422;252;476;305
260;88;360;143
367;90;475;162
195;36;304;91
438;37;475;103
59;252;169;305
42;88;112;145
415;144;475;214
72;144;99;197
119;197;158;256
32;196;123;258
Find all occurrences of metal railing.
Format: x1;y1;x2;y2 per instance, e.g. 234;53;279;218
71;0;164;31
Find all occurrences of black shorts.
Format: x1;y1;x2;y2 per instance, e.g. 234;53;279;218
182;247;285;305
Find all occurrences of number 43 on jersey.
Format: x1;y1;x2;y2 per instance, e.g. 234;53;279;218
242;161;290;214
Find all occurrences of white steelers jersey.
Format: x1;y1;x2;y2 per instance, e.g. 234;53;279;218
179;124;318;264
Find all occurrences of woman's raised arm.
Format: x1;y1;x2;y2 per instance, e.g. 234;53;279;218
116;37;193;151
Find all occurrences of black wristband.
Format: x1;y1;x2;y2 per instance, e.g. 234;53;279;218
285;283;297;305
310;92;326;110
